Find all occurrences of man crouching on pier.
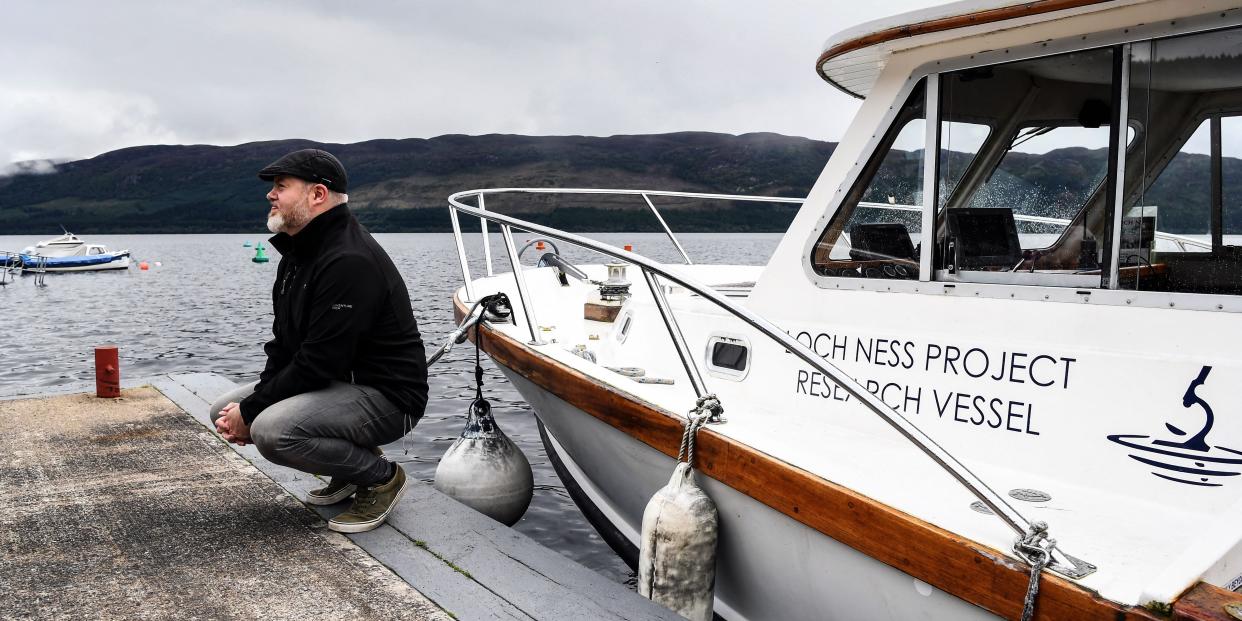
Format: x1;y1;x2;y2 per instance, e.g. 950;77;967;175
210;148;428;533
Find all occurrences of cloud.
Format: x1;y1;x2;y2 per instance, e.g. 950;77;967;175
0;158;61;178
0;0;940;165
0;86;179;165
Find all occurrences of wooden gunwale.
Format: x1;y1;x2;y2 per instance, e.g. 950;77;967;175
816;0;1117;93
453;294;1202;620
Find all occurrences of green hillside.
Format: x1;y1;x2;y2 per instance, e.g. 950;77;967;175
0;133;829;234
3;132;1235;235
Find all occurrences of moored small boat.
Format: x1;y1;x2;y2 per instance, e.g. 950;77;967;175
17;232;131;272
18;251;132;272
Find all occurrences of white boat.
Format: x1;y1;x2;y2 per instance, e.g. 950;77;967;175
18;232;131;272
444;1;1242;619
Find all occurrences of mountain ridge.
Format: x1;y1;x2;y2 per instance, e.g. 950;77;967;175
2;131;1234;235
0;132;829;234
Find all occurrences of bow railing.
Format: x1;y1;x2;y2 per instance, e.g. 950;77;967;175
445;187;1094;579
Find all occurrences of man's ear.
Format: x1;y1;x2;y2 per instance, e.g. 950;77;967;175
312;183;329;205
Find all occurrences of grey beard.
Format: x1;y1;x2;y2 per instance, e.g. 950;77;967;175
266;193;312;234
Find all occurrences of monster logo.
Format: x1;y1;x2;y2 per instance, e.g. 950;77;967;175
1107;366;1242;487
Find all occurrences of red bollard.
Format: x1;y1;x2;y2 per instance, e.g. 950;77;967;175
95;345;121;398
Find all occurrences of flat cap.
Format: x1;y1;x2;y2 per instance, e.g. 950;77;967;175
258;148;348;193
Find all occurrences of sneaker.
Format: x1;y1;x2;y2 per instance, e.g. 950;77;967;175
305;447;384;506
328;465;409;533
306;478;357;506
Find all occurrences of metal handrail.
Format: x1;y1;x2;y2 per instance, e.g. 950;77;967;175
445;188;1092;576
479;194;494;277
0;251;20;286
450;188;805;281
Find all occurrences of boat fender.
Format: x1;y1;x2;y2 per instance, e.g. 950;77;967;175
638;409;718;621
433;397;534;526
434;310;533;525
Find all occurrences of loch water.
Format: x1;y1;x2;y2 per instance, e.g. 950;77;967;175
0;231;781;584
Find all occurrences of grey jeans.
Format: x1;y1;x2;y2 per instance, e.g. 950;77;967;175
209;380;407;486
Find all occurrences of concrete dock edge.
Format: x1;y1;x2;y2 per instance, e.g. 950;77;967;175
152;372;678;621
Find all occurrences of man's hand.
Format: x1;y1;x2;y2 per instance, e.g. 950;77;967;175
215;402;252;446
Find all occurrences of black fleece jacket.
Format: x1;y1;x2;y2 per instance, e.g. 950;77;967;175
239;204;428;424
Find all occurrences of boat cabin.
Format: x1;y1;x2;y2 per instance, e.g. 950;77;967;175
756;0;1242;314
737;0;1242;608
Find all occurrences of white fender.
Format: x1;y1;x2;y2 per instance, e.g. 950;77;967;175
638;461;718;621
434;399;534;526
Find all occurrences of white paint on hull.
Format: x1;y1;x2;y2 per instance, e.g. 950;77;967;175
500;368;999;621
41;257;131;272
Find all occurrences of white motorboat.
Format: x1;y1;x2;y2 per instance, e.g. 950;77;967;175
18;232;130;272
445;1;1242;619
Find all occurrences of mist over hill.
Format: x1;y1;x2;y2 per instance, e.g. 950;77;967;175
0;133;830;234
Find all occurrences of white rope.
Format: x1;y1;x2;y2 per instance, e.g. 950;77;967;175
677;395;721;468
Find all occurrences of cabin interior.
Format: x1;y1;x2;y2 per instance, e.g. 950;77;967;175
813;25;1242;297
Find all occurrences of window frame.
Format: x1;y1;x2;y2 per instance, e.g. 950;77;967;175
934;118;997;214
1126;110;1242;254
801;8;1242;314
811;78;929;276
704;332;752;382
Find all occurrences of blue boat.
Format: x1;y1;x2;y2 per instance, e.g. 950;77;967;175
16;233;132;272
19;251;131;272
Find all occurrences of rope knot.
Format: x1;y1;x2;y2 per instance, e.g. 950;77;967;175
693;394;726;424
1015;520;1054;561
1014;521;1055;621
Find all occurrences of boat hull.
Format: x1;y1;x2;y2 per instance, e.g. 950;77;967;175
501;367;998;621
455;290;1183;620
20;253;130;272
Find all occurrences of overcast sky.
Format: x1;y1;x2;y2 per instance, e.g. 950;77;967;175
0;1;947;167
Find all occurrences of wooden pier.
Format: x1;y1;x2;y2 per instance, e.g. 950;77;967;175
0;373;678;621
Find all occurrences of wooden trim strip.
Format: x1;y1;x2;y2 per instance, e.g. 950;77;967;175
454;297;1187;620
1174;582;1242;620
816;0;1118;95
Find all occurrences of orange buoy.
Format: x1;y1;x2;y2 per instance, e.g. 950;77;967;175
536;241;545;250
95;345;121;398
139;261;150;270
624;244;633;252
